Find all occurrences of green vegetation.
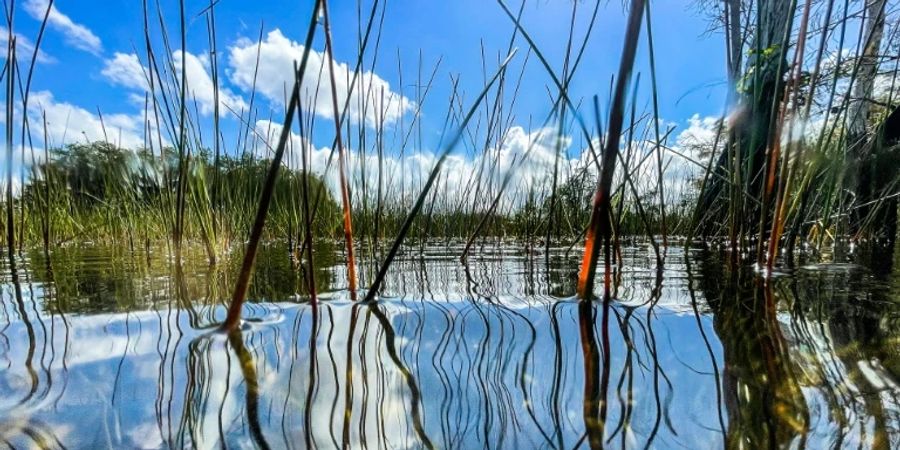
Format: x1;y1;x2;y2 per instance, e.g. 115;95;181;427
16;141;341;254
0;0;898;312
0;2;899;447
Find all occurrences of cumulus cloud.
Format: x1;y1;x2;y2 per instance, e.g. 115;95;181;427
228;29;414;127
23;0;102;55
0;90;160;193
478;126;570;195
28;90;145;149
676;114;721;150
874;71;898;101
101;51;248;118
250;115;715;211
669;114;723;177
101;52;149;91
253;119;566;208
173;50;248;116
0;26;55;64
254;119;332;175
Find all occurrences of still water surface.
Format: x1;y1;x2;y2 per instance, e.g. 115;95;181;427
0;243;898;449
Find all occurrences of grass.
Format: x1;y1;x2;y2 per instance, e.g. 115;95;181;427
576;0;647;299
0;0;897;320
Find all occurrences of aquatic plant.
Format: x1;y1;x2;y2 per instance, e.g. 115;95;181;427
0;0;896;305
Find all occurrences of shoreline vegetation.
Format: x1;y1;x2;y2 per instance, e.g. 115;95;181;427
1;3;899;448
2;0;899;327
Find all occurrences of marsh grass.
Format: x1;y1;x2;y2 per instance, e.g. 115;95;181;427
0;0;897;315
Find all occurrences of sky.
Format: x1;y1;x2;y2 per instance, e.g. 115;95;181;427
4;0;731;199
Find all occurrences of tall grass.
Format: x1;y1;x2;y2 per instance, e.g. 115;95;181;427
577;0;645;299
0;0;897;309
321;0;359;300
4;0;16;259
221;0;323;332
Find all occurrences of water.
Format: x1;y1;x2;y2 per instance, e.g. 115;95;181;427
0;243;898;449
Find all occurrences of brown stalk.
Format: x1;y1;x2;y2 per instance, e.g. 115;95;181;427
221;0;322;332
321;0;358;300
766;0;813;268
576;0;646;300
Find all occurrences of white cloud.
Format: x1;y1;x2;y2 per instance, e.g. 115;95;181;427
173;50;248;117
0;26;55;64
667;114;723;181
676;114;721;150
101;52;149;91
23;0;102;55
250;117;710;211
254;119;330;173
102;51;248;118
253;119;565;209
0;90;163;193
227;29;414;127
874;71;898;101
28;90;145;149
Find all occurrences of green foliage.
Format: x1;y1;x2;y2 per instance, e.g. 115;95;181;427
9;142;341;250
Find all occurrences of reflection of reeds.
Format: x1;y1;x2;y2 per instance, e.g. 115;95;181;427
4;241;900;447
227;329;272;450
578;299;607;449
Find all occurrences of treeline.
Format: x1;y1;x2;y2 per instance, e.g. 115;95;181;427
5;142;341;259
3;140;694;259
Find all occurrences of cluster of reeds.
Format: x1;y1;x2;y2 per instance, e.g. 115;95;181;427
1;0;898;317
692;0;900;270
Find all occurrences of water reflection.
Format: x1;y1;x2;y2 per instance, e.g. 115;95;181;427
699;261;809;447
0;244;898;448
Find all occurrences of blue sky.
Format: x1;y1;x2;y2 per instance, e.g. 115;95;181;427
0;0;743;203
9;0;729;158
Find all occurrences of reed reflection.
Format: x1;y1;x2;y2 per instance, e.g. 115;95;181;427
578;292;609;449
227;328;271;450
698;260;794;446
0;244;896;448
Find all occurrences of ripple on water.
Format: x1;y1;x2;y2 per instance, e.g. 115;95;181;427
0;243;898;449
